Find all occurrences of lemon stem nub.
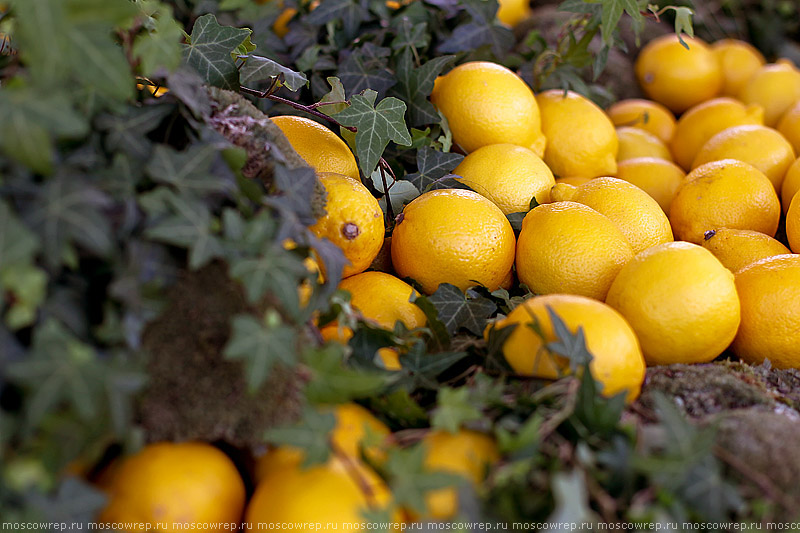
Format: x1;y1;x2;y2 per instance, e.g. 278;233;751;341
704;230;717;241
342;222;361;240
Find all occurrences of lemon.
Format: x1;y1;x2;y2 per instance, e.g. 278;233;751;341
98;443;245;531
732;255;800;368
496;0;531;27
453;143;555;214
614;157;685;215
738;60;800;127
421;430;499;520
391;189;515;294
783;158;800;213
711;39;766;97
339;271;426;330
788;194;800;253
669;97;764;171
692;124;796;190
494;294;645;402
549;182;577;203
536;89;618;178
562;177;673;253
777;101;800;155
701;228;790;273
615;126;672;162
606;242;740;366
271;115;360;181
430;62;545;155
669;159;781;244
635;34;722;113
606;98;676;144
310;173;384;278
516;202;634;300
555;176;592;187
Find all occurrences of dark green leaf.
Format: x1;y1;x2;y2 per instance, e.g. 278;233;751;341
366;388;428;427
506;212;526;234
223;313;297;391
405;147;464;192
428;283;497;336
264;406;336;468
398;341;469;390
571;369;626;437
336;43;396;100
431;387;483;433
438;21;514;58
28;477;107;525
10;0;71;86
391;50;455;128
146;144;233;196
182;14;252;89
133;9;184;76
378;180;420;215
598;0;641;46
334;90;412;176
167;67;213;117
318;77;349;116
240;55;308;92
390;17;430;52
1;264;47;330
410;293;450;351
384;444;464;514
545;305;593;372
96;104;175;160
272;166;318;225
304;345;390;404
68;24;135;101
305;0;369;39
0;200;41;270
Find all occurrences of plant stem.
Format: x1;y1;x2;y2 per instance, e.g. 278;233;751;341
240;85;358;132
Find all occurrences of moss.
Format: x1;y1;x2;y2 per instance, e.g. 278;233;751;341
138;262;301;449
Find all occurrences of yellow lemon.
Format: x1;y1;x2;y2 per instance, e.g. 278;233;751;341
98;443;245;531
430;61;545;155
453;143;555;214
711;39;766;97
271;115;360;181
496;0;531;27
777;100;800;155
391;189;516;294
421;430;499;520
564;177;673;254
536;89;618;178
515;202;634;300
739;60;800;127
692;124;796;190
669;97;764;171
701;228;791;273
788;194;800;253
614;157;685;215
555;176;593;187
635;34;722;113
549;182;577;203
494;294;645;402
338;271;426;330
782;157;800;212
732;255;800;368
606;242;740;366
310;173;384;278
669;159;781;244
606;98;676;144
273;7;297;38
615;126;672;162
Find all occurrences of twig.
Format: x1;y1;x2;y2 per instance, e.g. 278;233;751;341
713;445;796;512
331;440;380;507
378;159;395;223
240;85;358;132
537;378;580;441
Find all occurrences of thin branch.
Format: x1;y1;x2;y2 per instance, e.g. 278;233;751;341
240;85;358;132
378;159;395;223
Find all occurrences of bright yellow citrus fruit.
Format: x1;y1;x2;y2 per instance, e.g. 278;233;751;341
339;271;426;330
561;177;673;254
98;442;245;531
555;176;592;187
669;97;764;171
788;193;800;253
496;0;531;27
549;182;577;203
421;430;499;520
536;89;618;178
711;39;766;97
273;7;297;38
782;157;800;212
669;159;781;244
606;98;676;144
738;60;800;127
732;254;800;368
692;124;796;190
494;294;645;402
615;126;672;162
777;100;800;156
614;157;685;215
310;173;384;278
247;456;396;531
515;202;634;300
391;189;515;294
271;115;360;181
635;34;722;113
606;241;741;366
701;228;790;273
453;143;555;214
430;62;545;155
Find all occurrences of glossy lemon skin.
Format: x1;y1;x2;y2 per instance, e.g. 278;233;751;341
616;127;672;162
782;158;800;213
338;271;426;330
271;115;360;181
614;157;685;215
701;228;790;273
391;189;516;294
738;60;800;127
711;39;766;97
788;194;800;253
778;101;800;156
606;98;676;144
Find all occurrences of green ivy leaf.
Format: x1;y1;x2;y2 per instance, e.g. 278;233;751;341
378;180;420;215
240;55;308;92
390;18;430;53
437;0;514;57
319;77;349;115
334;90;412;176
391;50;455;128
1;264;47;330
397;341;469;390
336;43;396;99
383;443;464;515
598;0;642;46
405;146;464;192
409;294;450;351
27;477;108;525
431;387;483;433
428;283;497;336
305;0;369;39
304;345;390;404
545;306;593;372
223;312;297;391
263;406;336;468
96;104;175;160
146;144;234;196
0;200;41;270
10;0;71;86
182;14;252;89
271;166;319;226
65;0;139;25
132;8;184;76
68;24;135;101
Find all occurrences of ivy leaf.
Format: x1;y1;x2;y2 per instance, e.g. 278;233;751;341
132;9;184;76
378;180;420;215
337;43;396;100
146;144;233;196
410;293;450;351
0;200;41;270
305;0;369;39
384;444;464;515
167;67;213;117
506;212;526;234
390;18;430;52
1;264;47;330
431;387;483;433
437;1;514;58
545;306;593;372
27;477;108;525
391;50;455;128
405;147;464;192
10;0;71;86
240;55;308;92
319;77;349;115
334;90;412;176
143;190;223;270
182;14;252;89
398;341;470;390
264;406;337;468
96;104;175;160
65;0;138;25
428;283;497;336
598;0;641;46
223;313;297;391
68;24;135;101
272;166;318;226
304;345;390;404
